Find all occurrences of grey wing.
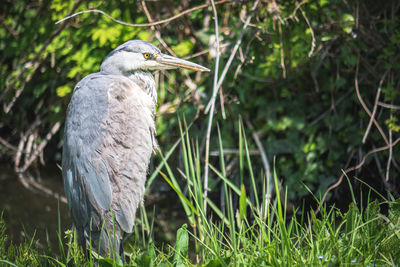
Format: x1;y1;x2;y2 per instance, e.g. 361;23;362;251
62;74;155;233
62;74;112;230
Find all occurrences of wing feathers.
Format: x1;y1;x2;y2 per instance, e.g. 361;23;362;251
63;74;112;229
63;73;156;235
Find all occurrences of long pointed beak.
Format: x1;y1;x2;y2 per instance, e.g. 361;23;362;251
156;54;210;72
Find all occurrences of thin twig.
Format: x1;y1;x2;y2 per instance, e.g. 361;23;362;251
362;69;389;144
219;86;226;119
309;89;352;126
18;122;61;173
299;6;316;57
386;116;393;181
354;54;389;145
245;119;273;200
378;102;400;110
0;136;17;151
141;1;199;101
182;43;229;60
3;61;39;113
205;0;261;113
14;112;47;171
317;136;400;213
203;0;221;215
15;134;26;171
278;21;286;78
285;0;308;22
209;148;260;156
391;157;400;173
372;145;385;182
56;0;230;26
310;43;331;92
141;0;176;56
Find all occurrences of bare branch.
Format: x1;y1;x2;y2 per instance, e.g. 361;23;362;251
0;136;17;151
386;119;393;181
299;6;316;57
141;0;176;56
205;0;261;113
18;122;61;173
210;148;260;156
285;0;308;22
317;136;400;213
56;0;230;26
378;102;400;110
277;21;286;78
245;119;274;200
182;43;230;60
362;68;389;144
354;55;389;145
309;89;353;126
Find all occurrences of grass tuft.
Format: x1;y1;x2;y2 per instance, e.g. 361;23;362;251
1;122;400;266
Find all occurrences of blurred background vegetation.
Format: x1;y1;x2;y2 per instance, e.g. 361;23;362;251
0;0;399;247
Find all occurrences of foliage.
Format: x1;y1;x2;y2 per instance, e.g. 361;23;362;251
0;214;42;266
1;125;400;265
1;1;400;266
0;0;399;215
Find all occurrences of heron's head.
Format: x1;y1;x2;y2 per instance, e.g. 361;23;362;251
100;40;210;75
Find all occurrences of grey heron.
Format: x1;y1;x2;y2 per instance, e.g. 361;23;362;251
62;40;209;260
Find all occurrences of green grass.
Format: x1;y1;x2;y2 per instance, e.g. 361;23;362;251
1;121;400;266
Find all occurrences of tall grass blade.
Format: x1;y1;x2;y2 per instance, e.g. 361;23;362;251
239;184;247;220
0;260;18;267
241;120;260;209
157;170;198;216
56;201;65;261
209;163;255;210
343;170;357;204
158;150;197;227
273;158;291;260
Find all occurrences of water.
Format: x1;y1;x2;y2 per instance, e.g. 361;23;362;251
0;164;71;249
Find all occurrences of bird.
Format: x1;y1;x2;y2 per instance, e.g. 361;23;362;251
62;40;209;260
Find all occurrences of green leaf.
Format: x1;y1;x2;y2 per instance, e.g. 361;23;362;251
172;40;194;57
137;31;151;41
341;14;355;33
364;200;380;218
134;252;154;267
201;258;229;267
388;199;400;223
97;258;124;267
173;224;188;267
385;117;400;132
321;34;336;41
344;203;359;234
56;85;71;97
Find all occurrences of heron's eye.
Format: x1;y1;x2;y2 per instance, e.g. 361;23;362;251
143;53;152;59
